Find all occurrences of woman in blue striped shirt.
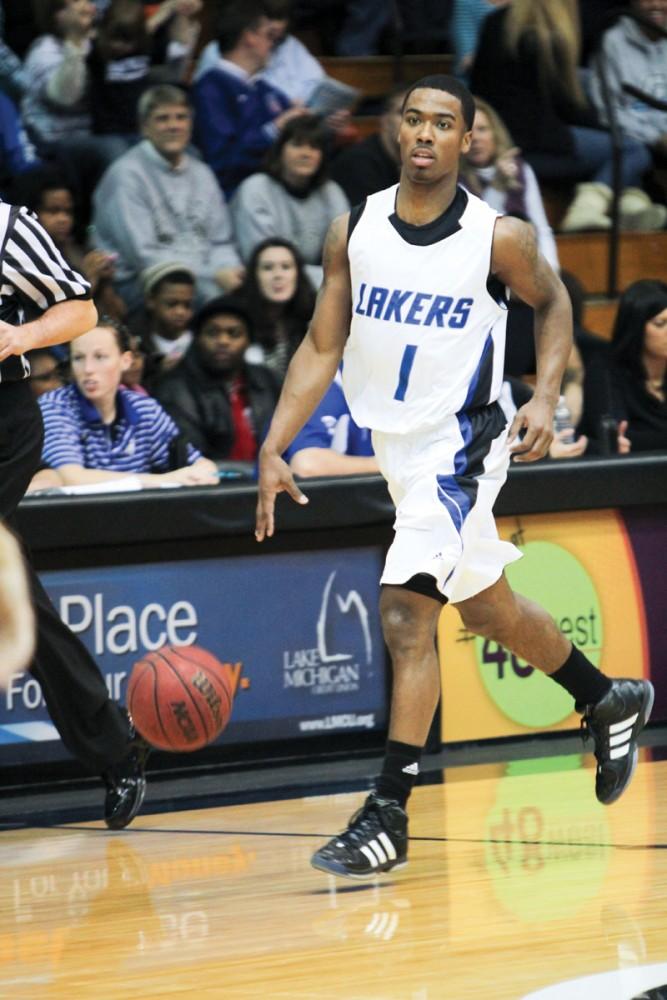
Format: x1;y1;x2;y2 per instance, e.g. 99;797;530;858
33;318;218;489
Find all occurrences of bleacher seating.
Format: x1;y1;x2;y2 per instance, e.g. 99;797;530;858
321;54;453;100
557;231;667;295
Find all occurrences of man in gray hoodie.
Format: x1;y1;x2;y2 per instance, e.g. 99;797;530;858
590;0;667;156
92;84;244;312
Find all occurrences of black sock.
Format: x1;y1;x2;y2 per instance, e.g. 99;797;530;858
375;739;422;807
550;644;612;710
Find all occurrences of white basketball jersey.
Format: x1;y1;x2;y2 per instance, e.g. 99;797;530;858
342;185;507;434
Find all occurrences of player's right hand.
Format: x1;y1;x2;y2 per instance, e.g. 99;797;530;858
256;450;308;542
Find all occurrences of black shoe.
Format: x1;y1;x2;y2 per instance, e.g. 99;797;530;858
311;793;408;879
581;678;654;805
102;728;151;831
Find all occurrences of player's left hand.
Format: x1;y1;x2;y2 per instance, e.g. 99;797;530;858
0;320;29;362
256;450;308;542
508;396;554;462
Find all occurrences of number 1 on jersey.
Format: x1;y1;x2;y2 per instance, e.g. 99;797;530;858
393;344;418;402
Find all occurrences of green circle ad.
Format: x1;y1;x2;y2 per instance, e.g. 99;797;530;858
475;541;603;727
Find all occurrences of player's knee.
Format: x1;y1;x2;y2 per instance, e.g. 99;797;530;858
380;591;436;657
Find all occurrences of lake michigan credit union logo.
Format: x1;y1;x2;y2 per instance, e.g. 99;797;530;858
283;571;373;696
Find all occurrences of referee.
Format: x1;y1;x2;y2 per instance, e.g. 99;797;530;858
0;197;147;829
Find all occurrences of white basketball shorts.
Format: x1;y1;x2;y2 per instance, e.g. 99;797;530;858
372;401;522;603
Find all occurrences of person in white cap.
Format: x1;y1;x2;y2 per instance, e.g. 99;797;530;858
131;261;197;388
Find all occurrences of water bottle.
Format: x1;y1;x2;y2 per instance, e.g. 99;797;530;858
553;395;575;444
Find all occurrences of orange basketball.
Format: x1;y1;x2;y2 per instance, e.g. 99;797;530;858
127;645;234;752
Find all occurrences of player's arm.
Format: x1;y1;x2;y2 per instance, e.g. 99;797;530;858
256;213;352;540
491;216;573;462
0;299;98;362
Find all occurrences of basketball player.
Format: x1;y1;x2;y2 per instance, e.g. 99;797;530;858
0;198;147;829
255;75;654;879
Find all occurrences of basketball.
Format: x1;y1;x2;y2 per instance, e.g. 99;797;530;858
127;645;234;752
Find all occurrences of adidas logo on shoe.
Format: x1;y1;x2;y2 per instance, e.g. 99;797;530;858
401;762;419;775
310;793;408;879
608;713;639;759
582;678;654;805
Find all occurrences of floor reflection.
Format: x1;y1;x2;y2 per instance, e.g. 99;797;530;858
0;749;664;999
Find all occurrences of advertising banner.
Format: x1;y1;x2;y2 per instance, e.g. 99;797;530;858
439;508;664;742
0;547;388;764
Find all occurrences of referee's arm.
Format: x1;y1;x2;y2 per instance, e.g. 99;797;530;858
0;207;97;363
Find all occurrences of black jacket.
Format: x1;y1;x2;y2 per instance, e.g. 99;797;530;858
470;8;601;159
154;346;281;462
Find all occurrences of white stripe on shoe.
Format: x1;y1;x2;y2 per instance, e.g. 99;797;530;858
610;743;631;760
377;831;397;860
609;713;638;735
360;845;379;868
367;839;388;865
610;728;634;748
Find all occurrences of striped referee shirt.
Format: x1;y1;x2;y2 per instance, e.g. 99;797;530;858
39;384;202;473
0;200;90;383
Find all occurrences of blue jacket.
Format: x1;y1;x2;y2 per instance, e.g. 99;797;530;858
192;65;290;197
0;91;40;177
286;377;374;461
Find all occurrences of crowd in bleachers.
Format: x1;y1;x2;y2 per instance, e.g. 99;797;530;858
0;0;664;493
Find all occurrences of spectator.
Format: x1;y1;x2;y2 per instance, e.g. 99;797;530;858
92;84;243;311
154;295;281;464
461;96;559;270
121;332;149;393
130;261;196;387
330;86;405;206
0;91;41;191
194;1;353;136
26;348;66;398
22;0;125;168
196;0;324;106
451;0;511;81
469;0;654;231
24;167;126;320
231;115;348;288
87;0;200;145
586;279;667;453
588;0;667;228
237;237;316;380
286;369;378;476
31;318;218;490
192;0;307;197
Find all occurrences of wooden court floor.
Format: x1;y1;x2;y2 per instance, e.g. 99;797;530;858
2;750;667;1000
